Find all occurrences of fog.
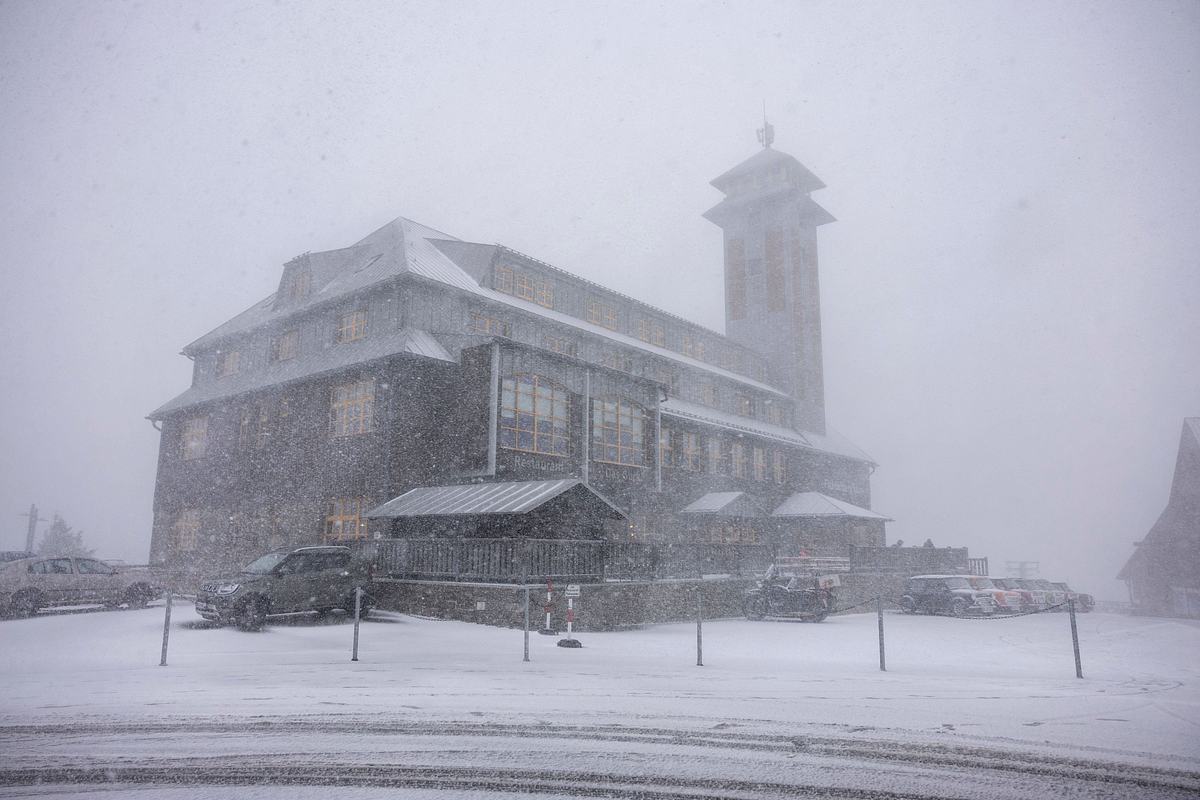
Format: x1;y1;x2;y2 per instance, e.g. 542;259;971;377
1;0;1196;601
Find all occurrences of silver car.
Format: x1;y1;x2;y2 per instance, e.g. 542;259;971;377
0;556;159;617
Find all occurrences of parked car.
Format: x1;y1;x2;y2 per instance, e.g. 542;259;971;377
1023;578;1068;609
966;576;1023;613
1050;581;1095;612
0;555;160;617
899;575;997;616
991;577;1040;612
195;545;373;631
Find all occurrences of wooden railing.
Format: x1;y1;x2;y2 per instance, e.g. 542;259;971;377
372;538;771;583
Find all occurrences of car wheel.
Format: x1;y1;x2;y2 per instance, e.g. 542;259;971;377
949;597;970;617
744;595;767;621
9;590;42;618
900;597;917;615
235;595;268;631
123;583;154;609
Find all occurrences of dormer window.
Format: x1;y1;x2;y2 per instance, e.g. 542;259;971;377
336;310;368;343
496;265;553;308
217;350;240;378
271;330;299;362
283;269;311;302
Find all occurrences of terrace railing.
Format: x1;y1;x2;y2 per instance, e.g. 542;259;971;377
371;538;771;583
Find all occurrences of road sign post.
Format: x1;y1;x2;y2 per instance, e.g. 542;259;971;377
557;584;582;648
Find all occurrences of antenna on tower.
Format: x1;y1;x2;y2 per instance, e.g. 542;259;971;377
756;101;774;149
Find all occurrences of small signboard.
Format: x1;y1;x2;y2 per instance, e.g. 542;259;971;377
565;584;581;598
817;574;842;589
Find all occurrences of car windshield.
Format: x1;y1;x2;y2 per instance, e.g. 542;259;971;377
944;577;971;589
968;577;996;589
241;552;288;574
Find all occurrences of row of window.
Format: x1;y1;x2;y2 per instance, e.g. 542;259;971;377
179;378;376;459
660;427;789;484
491;264;769;382
214;310;366;380
496;373;792;479
171;499;369;553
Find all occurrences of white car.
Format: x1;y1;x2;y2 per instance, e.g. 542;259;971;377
0;555;159;617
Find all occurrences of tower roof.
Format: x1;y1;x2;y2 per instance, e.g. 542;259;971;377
709;147;826;195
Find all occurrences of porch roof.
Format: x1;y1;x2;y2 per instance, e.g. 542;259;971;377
771;492;891;521
680;491;763;517
365;479;626;518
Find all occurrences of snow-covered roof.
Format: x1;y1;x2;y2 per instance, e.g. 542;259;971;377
679;491;762;517
771;492;891;521
149;327;453;419
183;217;469;354
365;479;625;518
659;397;874;464
178;216;787;399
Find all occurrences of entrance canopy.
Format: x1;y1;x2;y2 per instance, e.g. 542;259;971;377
366;479;626;519
680;491;763;517
771;492;891;521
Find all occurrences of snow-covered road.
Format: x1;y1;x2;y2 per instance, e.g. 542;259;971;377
1;605;1197;797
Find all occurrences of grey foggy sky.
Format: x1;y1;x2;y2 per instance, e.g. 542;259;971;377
1;0;1196;600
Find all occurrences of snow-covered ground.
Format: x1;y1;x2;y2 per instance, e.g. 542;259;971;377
1;604;1197;798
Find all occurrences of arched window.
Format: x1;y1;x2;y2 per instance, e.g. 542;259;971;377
591;398;645;466
500;374;570;456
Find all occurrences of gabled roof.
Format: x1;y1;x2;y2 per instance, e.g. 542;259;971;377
680;491;763;517
772;492;891;521
710;147;826;194
183;217;471;354
659;397;874;464
365;479;626;518
149;327;453;419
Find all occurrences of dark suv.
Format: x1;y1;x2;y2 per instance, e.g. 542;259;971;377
195;546;373;630
899;574;997;616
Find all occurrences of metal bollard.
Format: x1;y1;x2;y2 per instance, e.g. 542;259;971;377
696;582;704;667
351;586;362;662
523;585;531;662
1068;598;1082;678
159;590;173;667
876;595;886;672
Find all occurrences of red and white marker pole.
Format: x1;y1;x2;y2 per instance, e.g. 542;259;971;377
539;579;557;635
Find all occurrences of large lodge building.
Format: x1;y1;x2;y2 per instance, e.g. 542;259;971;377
148;138;887;575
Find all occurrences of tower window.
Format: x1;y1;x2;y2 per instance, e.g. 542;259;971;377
726;238;746;321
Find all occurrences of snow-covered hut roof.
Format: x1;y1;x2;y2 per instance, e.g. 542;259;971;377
771;492;891;521
365;479;625;518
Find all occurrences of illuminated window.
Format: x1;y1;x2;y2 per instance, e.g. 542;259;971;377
181;416;208;460
500;374;570;456
707;438;724;474
324;497;368;542
284;270;311;302
495;266;515;294
175;509;201;552
600;351;632;372
591;398;644;466
766;403;784;426
731;442;748;478
330;379;374;437
587;300;618;330
271;330;299;362
497;266;554;308
766;228;786;312
217;350;240;377
637;320;666;347
680;431;702;471
753;446;767;481
336;309;368;343
545;335;577;357
773;451;787;485
726;238;746;321
469;312;511;337
705;520;757;544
